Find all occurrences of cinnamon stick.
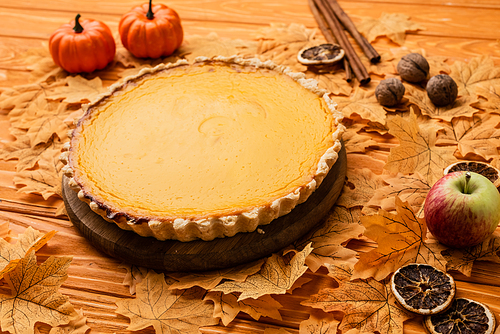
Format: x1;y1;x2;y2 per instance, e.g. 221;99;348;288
308;0;353;82
326;0;380;63
313;0;370;84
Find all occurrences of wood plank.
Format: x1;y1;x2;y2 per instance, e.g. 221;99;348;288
0;3;499;41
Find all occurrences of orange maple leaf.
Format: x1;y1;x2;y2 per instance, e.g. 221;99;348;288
211;244;313;300
115;270;219;333
0;251;76;334
436;112;500;161
335;87;387;125
353;197;447;281
303;263;414;334
205;291;282;326
473;85;500;114
450;55;500;99
441;231;500;277
357;13;425;45
337;168;387;208
384;108;458;185
299;310;339;334
293;206;364;272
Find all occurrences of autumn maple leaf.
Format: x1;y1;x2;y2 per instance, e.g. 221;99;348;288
0;226;56;279
450;55;500;99
299;310;339;334
353;196;447;281
212;244;313;300
356;13;425;45
302;263;414;334
335;87;387;125
436;112;500;161
0;251;76;334
205;291;282;326
168;259;264;290
441;231;500;277
115;270;219;333
384;108;458;185
336;168;386;208
292;206;364;272
473;85;500;114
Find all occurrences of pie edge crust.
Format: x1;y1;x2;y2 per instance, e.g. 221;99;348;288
60;55;345;242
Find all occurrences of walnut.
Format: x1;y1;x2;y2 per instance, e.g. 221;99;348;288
397;53;430;83
375;78;405;107
426;74;458;106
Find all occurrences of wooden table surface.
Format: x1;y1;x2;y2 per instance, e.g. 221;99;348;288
1;0;500;333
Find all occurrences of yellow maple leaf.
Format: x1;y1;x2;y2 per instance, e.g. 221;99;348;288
14;144;64;199
436;112;500;160
303;263;414;334
0;251;76;334
168;259;264;290
356;13;425;46
299;310;339;334
212;244;313;300
337;168;387;208
205;291;282;326
360;52;397;77
473;85;500;114
293;206;364;272
178;32;258;62
342;122;378;154
44;76;106;105
48;308;89;334
441;231;500;277
384;108;458;185
406;84;479;122
366;172;430;213
353;197;447;281
0;226;56;279
115;270;219;332
336;87;388;125
305;68;354;96
450;55;500;98
119;264;148;295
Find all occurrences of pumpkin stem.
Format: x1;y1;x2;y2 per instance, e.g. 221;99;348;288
73;14;84;33
146;0;154;20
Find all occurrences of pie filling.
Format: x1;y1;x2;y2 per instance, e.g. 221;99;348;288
63;57;343;241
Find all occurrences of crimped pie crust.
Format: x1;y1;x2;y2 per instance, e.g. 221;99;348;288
60;55;344;242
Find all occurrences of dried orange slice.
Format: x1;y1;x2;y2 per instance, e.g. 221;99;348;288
297;43;345;65
424;298;496;334
444;161;500;188
390;263;456;315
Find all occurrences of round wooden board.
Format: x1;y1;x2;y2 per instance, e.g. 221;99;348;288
62;143;346;272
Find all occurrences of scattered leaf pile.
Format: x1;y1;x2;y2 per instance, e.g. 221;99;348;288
1;15;500;334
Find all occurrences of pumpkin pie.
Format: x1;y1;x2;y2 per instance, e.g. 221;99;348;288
61;56;344;242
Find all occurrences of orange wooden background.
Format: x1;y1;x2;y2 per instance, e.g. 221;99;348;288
1;0;500;333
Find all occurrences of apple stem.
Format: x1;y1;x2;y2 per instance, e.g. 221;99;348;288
464;171;471;194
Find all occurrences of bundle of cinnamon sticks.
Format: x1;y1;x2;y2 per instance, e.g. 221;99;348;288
308;0;380;84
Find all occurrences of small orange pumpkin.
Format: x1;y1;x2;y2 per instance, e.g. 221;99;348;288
119;0;183;58
49;14;116;73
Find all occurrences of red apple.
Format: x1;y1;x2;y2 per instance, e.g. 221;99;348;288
424;171;500;248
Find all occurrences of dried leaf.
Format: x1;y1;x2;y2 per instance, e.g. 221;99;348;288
294;206;364;272
264;328;293;334
384;108;458;185
205;292;282;326
353;197;447;280
178;32;258;62
473;85;500;114
342;123;378;154
44;76;105;104
442;231;500;277
335;87;387;125
337;168;386;208
115;270;219;333
49;309;90;334
306;69;353;96
436;112;500;160
450;56;500;99
360;52;397;77
0;227;56;279
356;13;425;45
299;310;339;334
303;263;414;334
255;23;317;71
120;264;148;295
0;251;76;334
13;143;64;199
406;84;479;122
366;172;430;212
212;244;313;300
169;259;264;290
